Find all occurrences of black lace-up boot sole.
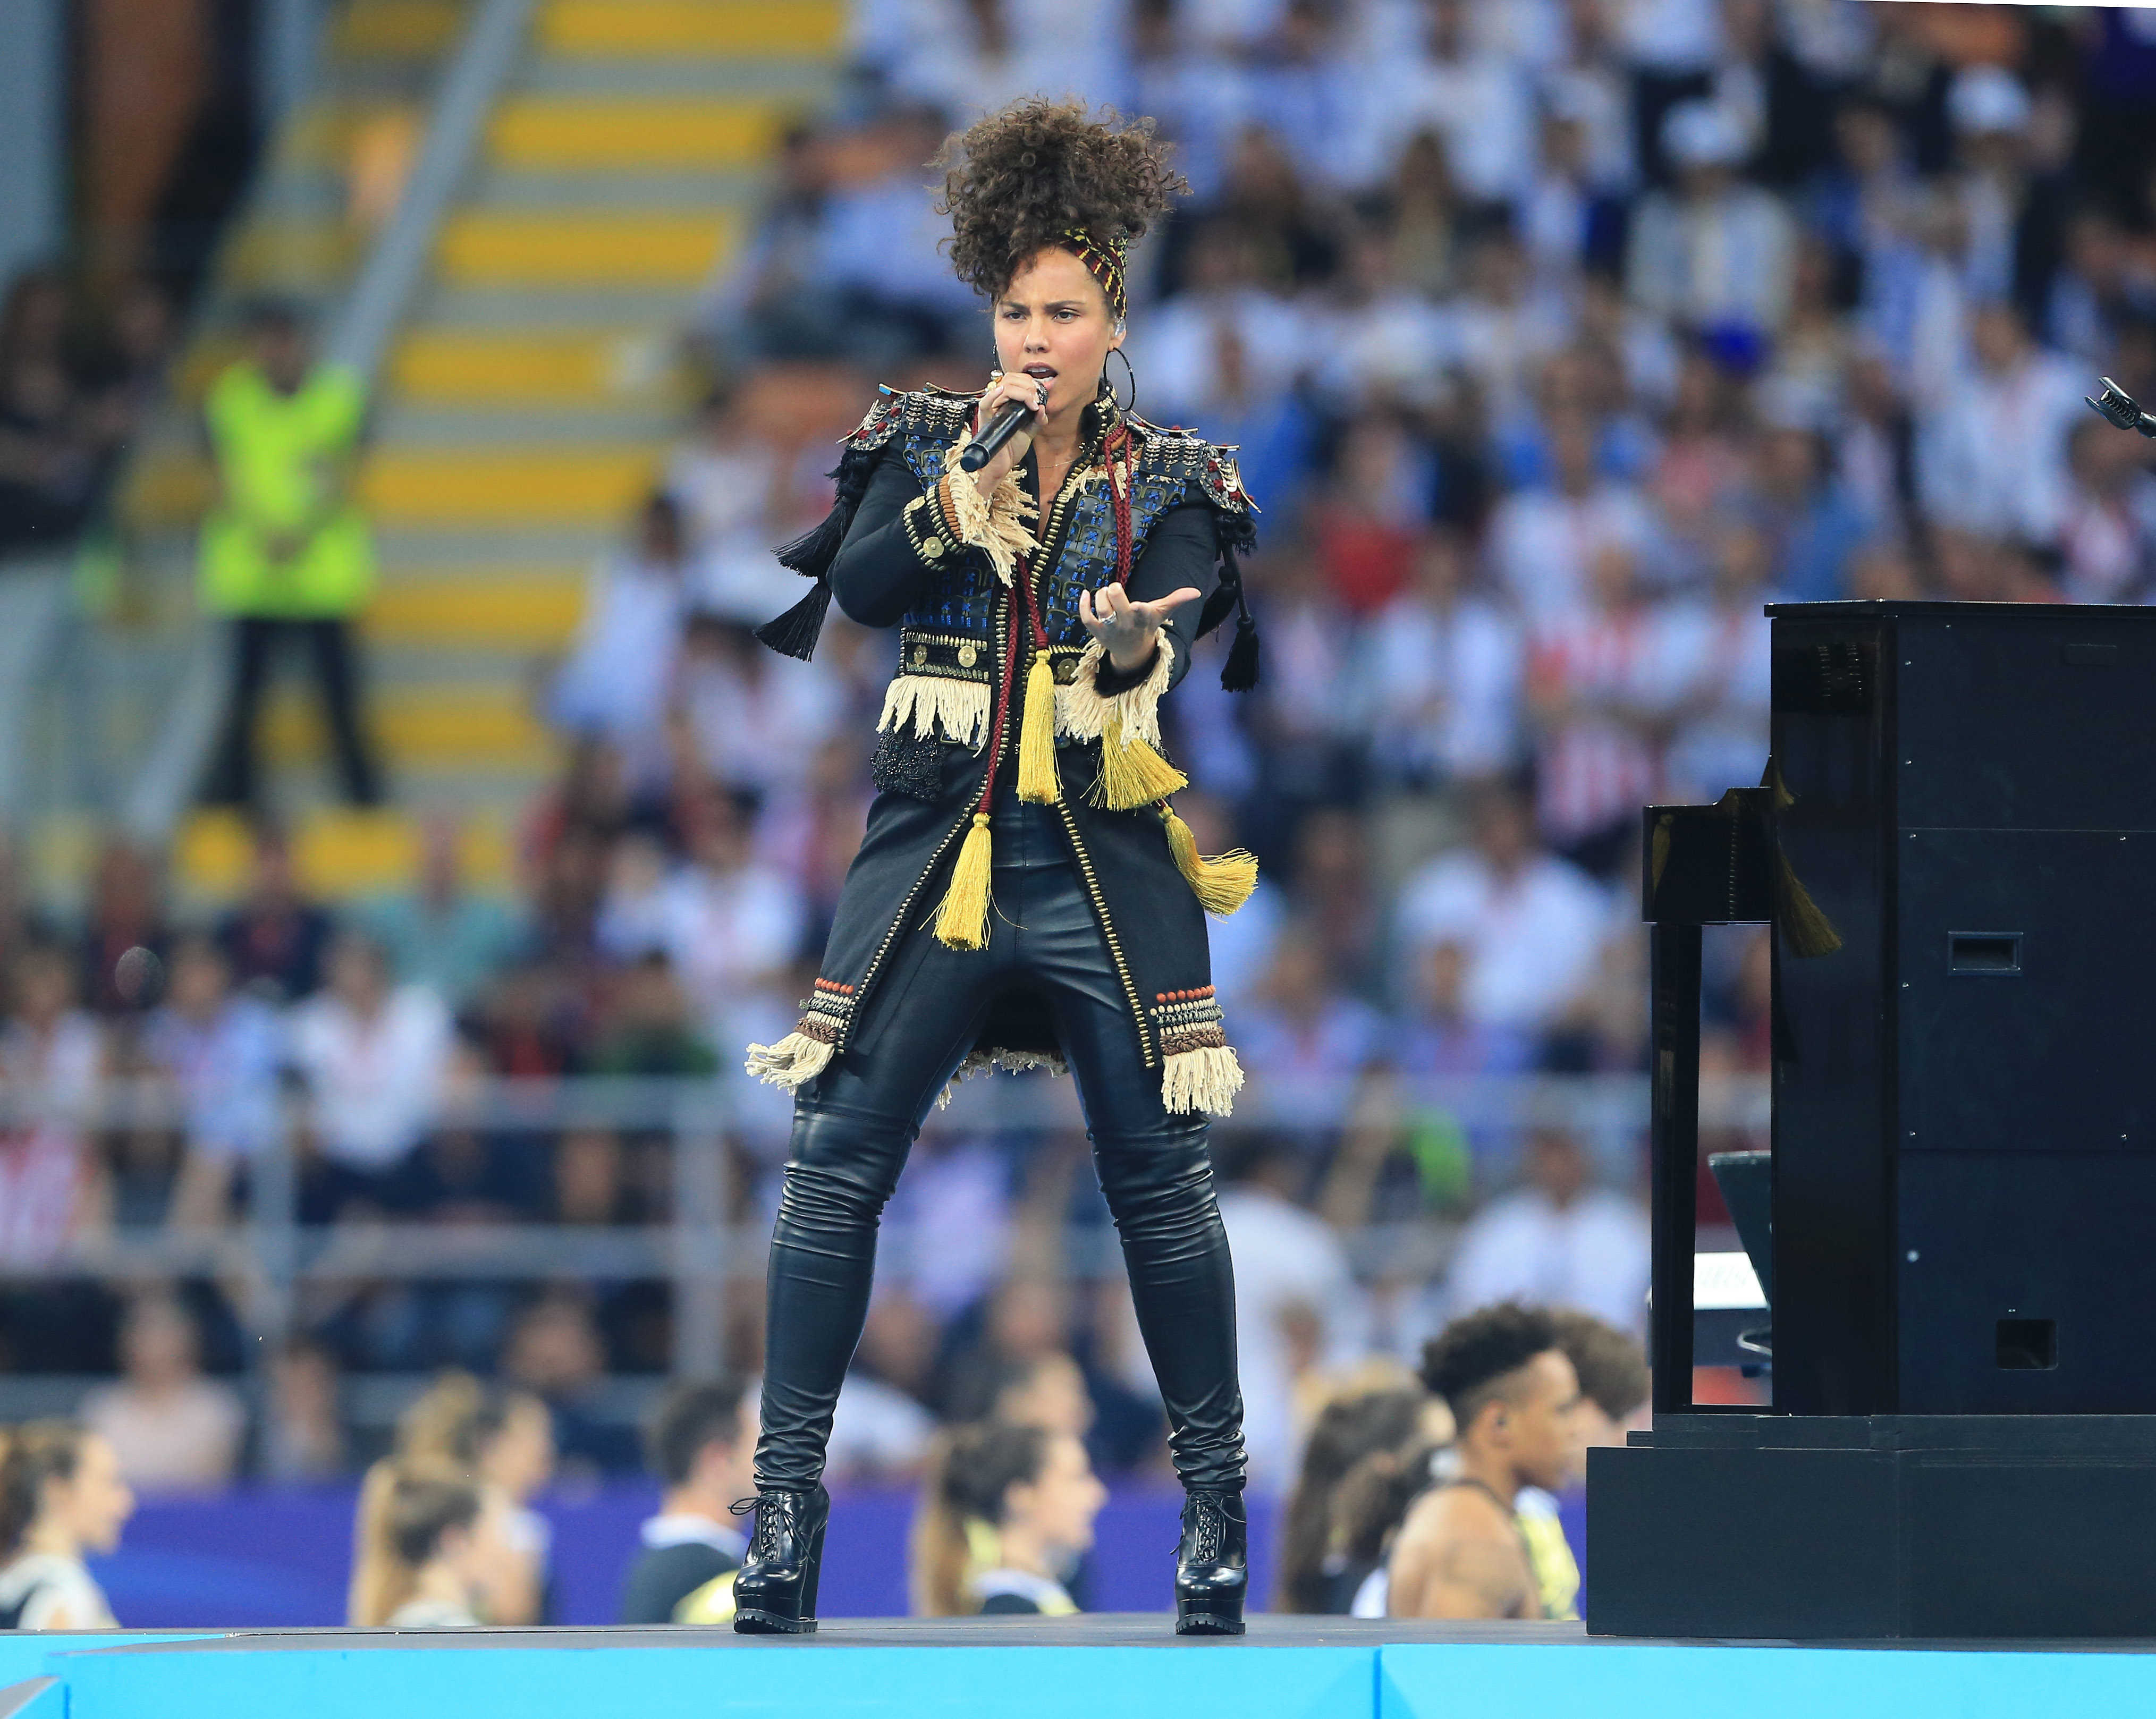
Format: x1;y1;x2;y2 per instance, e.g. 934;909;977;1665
733;1485;829;1634
1173;1490;1248;1636
1173;1599;1247;1636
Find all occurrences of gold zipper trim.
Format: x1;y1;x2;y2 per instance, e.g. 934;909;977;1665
1051;791;1157;1068
1031;433;1157;1068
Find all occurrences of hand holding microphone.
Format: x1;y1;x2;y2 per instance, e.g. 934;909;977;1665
960;370;1050;481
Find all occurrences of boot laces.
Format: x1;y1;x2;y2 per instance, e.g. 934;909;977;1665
1187;1493;1227;1564
732;1492;794;1561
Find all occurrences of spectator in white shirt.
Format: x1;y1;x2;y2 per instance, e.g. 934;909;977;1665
1359;529;1523;788
290;931;453;1197
548;494;690;793
1943;66;2032;311
653;789;808;1054
1236;920;1387;1128
1216;1140;1361;1485
1350;0;1538;203
668;612;844;803
1394;783;1609;1033
1444;1127;1648;1336
0;946;108;1267
1443;229;1574;425
1626;100;1795;338
1661;518;1776;805
1917;301;2088;551
664;388;777;559
142;934;285;1229
2058;416;2156;605
1;943;105;1122
80;1293;246;1492
1487;409;1655;622
1130;220;1309;427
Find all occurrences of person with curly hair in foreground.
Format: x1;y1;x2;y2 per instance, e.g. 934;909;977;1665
1385;1303;1585;1621
735;97;1262;1637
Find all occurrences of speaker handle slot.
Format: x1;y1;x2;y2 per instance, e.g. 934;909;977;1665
1949;932;2022;975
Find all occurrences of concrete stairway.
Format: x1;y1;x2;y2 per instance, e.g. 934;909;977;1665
325;0;841;820
25;0;466;907
91;0;842;907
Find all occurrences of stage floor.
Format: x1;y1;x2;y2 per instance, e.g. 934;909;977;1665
9;1617;2156;1719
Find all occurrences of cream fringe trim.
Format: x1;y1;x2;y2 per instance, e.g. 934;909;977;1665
935;1047;1071;1110
1162;1046;1244;1117
939;445;1038;587
878;672;992;750
743;1032;834;1092
1056;635;1176;750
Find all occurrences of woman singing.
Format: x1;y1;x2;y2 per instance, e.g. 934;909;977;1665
739;97;1262;1637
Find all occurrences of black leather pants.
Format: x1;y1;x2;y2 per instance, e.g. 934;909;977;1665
754;794;1246;1494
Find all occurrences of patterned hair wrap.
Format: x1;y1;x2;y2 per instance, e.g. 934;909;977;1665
1059;227;1129;322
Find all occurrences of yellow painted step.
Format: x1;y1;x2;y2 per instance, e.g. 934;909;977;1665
367;576;586;648
360;447;659;526
121;449;214;530
279;97;424;173
488;98;784;170
437;210;734;287
176;807;514;902
540;0;844;55
389;328;685;405
261;682;557;769
224;218;363;291
332;0;462;61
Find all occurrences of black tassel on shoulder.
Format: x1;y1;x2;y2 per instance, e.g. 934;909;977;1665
756;437;882;660
1221;603;1261;691
1205;541;1261;691
1195;578;1238;640
754;576;834;661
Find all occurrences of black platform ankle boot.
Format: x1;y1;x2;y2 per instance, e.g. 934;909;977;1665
732;1484;830;1634
1174;1488;1247;1636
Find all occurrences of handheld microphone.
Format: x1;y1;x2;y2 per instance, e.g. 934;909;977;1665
2086;376;2156;439
959;398;1034;472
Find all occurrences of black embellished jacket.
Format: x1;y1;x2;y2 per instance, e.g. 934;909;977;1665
745;385;1259;1116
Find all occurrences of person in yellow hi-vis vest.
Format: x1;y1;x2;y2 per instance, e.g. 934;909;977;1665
199;302;382;809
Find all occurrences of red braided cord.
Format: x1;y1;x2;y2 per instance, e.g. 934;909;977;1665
973;569;1028;811
1107;422;1135;587
1020;553;1050;649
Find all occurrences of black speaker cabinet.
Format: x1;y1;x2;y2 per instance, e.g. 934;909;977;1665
1596;600;2156;1637
1771;599;2156;1416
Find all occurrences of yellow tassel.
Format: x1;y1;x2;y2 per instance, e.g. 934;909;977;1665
1091;706;1188;810
934;813;994;950
1161;808;1258;917
1017;653;1061;803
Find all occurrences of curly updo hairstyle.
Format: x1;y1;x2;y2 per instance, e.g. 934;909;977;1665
937;97;1188;303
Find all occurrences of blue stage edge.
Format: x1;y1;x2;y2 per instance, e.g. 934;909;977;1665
4;1619;2155;1719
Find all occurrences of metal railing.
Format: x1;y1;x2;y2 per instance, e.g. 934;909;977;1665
0;1071;1770;1376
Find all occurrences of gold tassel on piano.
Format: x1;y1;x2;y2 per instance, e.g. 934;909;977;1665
1161;807;1258;917
934;814;994;950
1017;654;1061;804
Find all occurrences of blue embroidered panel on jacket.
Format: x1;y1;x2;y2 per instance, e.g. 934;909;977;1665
1036;471;1185;645
888;413;1191;643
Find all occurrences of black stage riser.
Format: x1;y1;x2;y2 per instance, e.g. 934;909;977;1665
1588;1416;2156;1638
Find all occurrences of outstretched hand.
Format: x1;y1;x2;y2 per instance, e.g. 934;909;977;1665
1079;582;1203;673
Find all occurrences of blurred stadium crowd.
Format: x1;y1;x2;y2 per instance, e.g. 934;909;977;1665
3;0;2156;1528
